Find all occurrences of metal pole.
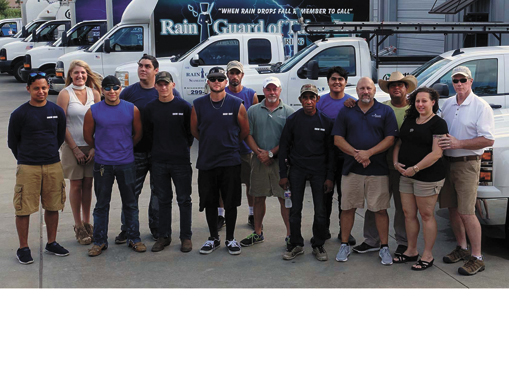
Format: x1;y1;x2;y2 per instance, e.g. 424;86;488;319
20;0;27;26
69;0;76;26
106;0;114;32
39;204;43;289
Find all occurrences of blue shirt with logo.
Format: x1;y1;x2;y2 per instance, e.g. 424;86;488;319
332;99;398;176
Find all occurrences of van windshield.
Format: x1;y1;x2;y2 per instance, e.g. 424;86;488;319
279;43;317;73
411;56;452;86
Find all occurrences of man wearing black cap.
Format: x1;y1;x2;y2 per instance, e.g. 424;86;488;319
83;75;145;257
278;84;334;262
190;67;250;255
144;71;194;253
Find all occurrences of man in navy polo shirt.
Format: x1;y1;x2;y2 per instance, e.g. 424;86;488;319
332;77;398;265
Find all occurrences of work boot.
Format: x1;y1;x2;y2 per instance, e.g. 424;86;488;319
180;239;193;253
151;237;171;252
88;243;107;257
129;241;147;253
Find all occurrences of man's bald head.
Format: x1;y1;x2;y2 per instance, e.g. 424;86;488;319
356;77;376;104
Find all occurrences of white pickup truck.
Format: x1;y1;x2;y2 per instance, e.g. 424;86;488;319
342;45;509;239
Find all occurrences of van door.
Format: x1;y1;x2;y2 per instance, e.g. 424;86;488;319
182;38;240;100
99;25;145;77
434;56;505;109
63;23;105;55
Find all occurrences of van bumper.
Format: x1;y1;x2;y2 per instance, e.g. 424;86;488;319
475;186;508;238
0;60;12;73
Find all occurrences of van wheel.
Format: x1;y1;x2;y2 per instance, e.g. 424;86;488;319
12;60;25;82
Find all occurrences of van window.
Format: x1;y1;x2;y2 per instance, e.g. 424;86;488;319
438;58;498;96
309;46;356;77
38;24;63;42
68;25;102;46
198;39;240;66
248;39;271;64
0;22;17;37
108;26;144;52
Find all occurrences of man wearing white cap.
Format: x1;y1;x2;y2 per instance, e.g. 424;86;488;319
240;76;294;248
438;65;495;276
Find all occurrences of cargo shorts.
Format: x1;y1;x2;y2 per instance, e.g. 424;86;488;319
13;162;66;216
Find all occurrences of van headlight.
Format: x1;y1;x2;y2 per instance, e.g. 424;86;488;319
115;71;129;87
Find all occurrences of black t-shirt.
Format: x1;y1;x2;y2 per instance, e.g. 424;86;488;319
398;115;448;182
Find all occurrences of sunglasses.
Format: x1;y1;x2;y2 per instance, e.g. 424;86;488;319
208;77;226;82
28;72;47;81
103;85;121;91
452;78;468;84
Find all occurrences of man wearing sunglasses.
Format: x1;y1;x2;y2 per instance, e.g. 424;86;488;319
438;66;495;276
190;67;250;255
8;72;69;264
83;75;145;256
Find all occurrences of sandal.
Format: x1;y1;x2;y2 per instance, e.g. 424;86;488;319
393;253;419;264
411;259;434;271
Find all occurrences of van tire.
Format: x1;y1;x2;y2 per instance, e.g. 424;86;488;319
12;59;24;83
40;66;57;94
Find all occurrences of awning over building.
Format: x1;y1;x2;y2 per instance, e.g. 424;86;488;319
429;0;480;14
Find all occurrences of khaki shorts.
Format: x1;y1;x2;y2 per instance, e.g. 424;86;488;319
13;162;66;216
61;144;94;180
341;172;390;212
249;156;284;198
399;176;445;198
439;159;480;215
241;153;252;185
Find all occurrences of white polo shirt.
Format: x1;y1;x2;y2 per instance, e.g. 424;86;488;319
440;91;495;157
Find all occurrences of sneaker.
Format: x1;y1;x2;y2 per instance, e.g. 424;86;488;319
335;244;351;262
45;242;70;257
394;244;408;257
88;243;108;257
458;256;485;276
217;216;225;231
240;232;264;247
83;222;94;237
226;239;242;255
200;237;221;254
129;241;147;253
312;245;328;262
283;245;304;260
379;246;393;265
247;214;255;228
353;242;379;254
443;246;471;264
338;233;357;246
181;239;193;253
115;230;127;244
74;225;92;245
151;236;171;252
16;247;34;265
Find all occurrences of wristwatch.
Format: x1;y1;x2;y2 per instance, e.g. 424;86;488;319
413;165;420;173
268;150;274;158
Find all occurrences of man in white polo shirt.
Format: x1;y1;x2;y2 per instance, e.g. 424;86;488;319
438;65;495;276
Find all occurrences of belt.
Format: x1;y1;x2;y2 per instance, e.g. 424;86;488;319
445;155;481;162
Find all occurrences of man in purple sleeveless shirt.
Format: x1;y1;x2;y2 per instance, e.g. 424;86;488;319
224;60;259;230
83;76;145;257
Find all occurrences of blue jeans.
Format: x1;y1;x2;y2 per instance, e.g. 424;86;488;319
152;162;193;240
93;162;141;245
121;152;159;233
288;168;327;247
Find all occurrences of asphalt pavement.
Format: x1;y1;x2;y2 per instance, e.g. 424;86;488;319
1;73;508;288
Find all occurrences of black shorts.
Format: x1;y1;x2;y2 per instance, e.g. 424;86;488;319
198;165;242;212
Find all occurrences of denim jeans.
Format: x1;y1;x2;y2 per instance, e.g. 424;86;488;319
121;152;159;233
288;168;327;247
93;162;141;245
152;162;193;240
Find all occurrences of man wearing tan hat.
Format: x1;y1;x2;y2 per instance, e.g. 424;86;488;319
352;71;417;259
438;65;494;276
278;84;334;262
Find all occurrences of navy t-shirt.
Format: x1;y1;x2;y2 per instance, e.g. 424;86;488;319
8;101;66;165
278;109;335;181
332;99;398;176
120;82;181;153
193;93;242;170
144;97;193;165
226;86;255;154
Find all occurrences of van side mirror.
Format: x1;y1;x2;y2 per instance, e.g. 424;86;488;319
190;54;201;67
431;82;450;98
61;31;69;46
104;38;111;53
297;60;319;80
32;31;39;42
22;26;27;38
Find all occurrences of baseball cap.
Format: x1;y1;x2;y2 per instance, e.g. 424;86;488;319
263;76;281;88
207;67;226;79
300;84;319;97
102;75;121;87
227;60;243;73
156;71;174;83
451;66;472;79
